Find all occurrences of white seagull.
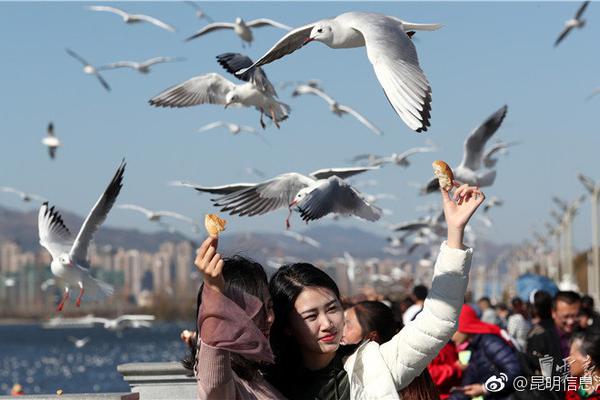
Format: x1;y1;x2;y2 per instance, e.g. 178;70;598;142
482;140;520;168
149;68;290;129
283;230;321;248
90;314;155;331
37;161;125;311
185;17;291;47
68;336;91;348
555;1;590;47
42;122;61;160
421;105;508;194
237;12;442;132
198;121;256;135
97;56;185;74
66;48;111;92
117;204;199;229
175;166;381;228
291;82;382;135
184;1;212;22
369;145;436;167
1;187;46;203
87;5;176;32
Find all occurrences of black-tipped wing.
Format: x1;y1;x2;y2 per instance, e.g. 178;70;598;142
216;52;276;97
70;161;126;263
420;177;440;195
554;26;573;47
185;22;236;41
66;48;90;66
297;177;382;222
38;202;73;259
309;166;378;180
172;180;256;195
575;1;590;19
213;173;314;217
460;105;508;171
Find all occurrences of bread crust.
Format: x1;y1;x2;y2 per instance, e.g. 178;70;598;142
204;214;227;237
432;160;454;191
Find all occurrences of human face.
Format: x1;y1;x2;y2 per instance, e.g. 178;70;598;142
451;331;469;346
553;300;581;334
341;307;364;345
288;286;344;356
568;339;589;377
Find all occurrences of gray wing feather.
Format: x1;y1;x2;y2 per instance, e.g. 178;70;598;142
309;166;378;180
460;105;508;171
216;53;276;97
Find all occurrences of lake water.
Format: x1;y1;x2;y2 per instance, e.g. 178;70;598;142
0;322;194;396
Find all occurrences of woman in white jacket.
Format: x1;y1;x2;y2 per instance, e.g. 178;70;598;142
266;184;484;400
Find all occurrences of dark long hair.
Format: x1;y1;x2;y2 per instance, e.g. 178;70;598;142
267;263;341;389
352;301;397;343
181;255;269;381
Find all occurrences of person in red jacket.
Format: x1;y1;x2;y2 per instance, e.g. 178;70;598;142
429;342;463;399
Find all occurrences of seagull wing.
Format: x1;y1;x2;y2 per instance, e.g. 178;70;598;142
309;166;378;180
155;211;195;224
293;85;337;106
149;73;236;108
118;204;153;218
420;177;440;195
185;22;236;41
216;53;276;97
134;14;176;32
351;15;431;132
49;147;56;159
578;173;596;192
297;177;382;222
460;105;508;171
198;121;225;132
170;180;256;195
575;1;590;19
38;203;73;260
236;23;315;73
554;25;573;47
213;173;314;217
87;5;130;19
141;56;184;67
47;122;54;136
65;48;91;67
94;72;111;92
0;186;25;197
97;61;138;71
69;161;126;264
246;18;292;30
337;104;382;135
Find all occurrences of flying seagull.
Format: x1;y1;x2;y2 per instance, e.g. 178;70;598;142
185;17;291;47
184;1;212;22
291;82;382;135
87;5;176;32
117;204;199;230
554;1;590;47
38;161;125;311
1;187;46;203
42;122;61;160
65;48;110;92
97;57;185;74
236;12;442;132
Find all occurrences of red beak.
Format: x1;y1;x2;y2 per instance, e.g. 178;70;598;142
289;200;297;207
303;37;314;46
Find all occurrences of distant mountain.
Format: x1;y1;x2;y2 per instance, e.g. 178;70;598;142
0;204;515;265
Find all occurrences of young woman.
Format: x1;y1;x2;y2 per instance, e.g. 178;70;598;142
267;184;484;399
187;243;283;399
342;300;441;399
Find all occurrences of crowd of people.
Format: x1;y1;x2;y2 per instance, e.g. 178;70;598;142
179;184;600;399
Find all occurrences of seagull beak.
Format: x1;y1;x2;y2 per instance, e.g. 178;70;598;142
289;200;297;207
303;37;314;46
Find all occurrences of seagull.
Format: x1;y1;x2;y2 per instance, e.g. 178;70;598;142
97;57;185;74
421;105;508;194
185;17;292;47
149;72;290;129
65;48;110;92
483;196;503;213
348;153;382;166
283;230;321;248
117;204;199;229
184;1;212;22
37;161;125;311
87;5;176;32
236;12;443;132
68;336;91;349
42;122;61;160
482;140;520;168
0;187;46;203
89;314;155;331
369;146;436;167
174;166;381;228
291;83;382;135
198;121;256;135
554;1;590;47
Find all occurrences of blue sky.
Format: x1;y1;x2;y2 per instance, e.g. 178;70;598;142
1;1;599;250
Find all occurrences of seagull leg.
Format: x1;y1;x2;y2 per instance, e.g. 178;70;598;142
76;282;84;307
259;110;266;129
270;107;280;129
285;208;293;229
57;287;70;312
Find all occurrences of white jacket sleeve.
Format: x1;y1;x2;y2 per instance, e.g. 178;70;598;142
380;241;472;390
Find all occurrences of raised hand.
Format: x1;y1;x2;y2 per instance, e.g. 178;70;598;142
194;236;225;292
441;184;485;249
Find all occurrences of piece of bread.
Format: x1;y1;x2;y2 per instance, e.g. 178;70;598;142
432;160;454;191
204;214;226;237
